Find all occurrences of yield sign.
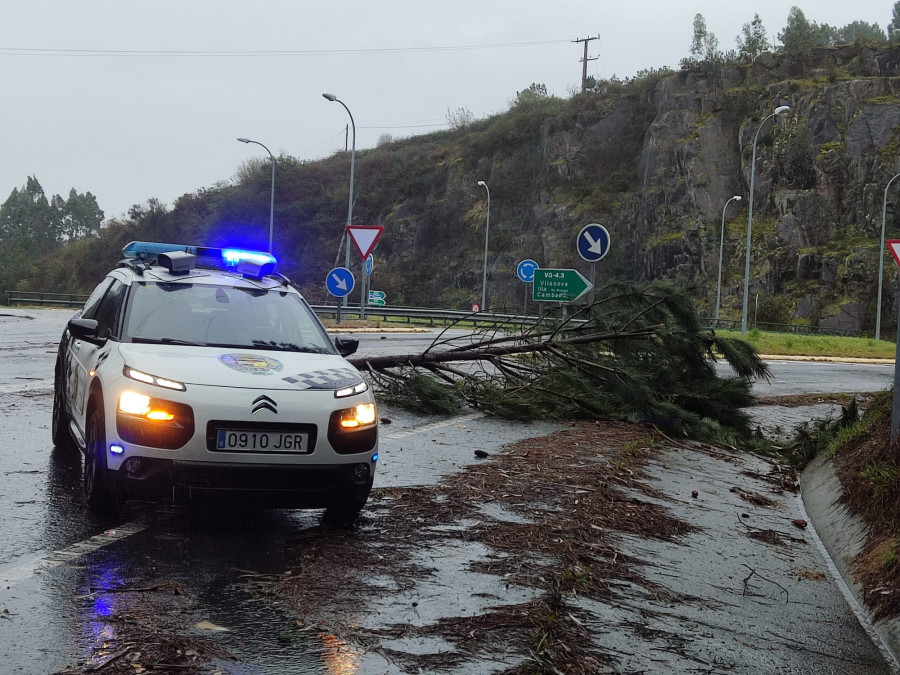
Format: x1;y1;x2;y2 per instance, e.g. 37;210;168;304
346;225;384;260
888;240;900;268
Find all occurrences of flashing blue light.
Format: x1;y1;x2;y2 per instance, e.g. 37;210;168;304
222;249;277;267
371;453;379;463
122;242;278;274
109;444;124;455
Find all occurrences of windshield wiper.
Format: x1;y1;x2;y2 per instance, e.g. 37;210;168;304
131;337;207;346
249;341;330;353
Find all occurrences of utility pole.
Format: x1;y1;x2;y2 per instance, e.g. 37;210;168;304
573;35;599;92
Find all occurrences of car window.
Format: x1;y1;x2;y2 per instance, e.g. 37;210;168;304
93;280;127;339
81;277;115;320
123;282;336;353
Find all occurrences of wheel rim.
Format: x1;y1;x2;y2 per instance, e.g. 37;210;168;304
84;417;99;499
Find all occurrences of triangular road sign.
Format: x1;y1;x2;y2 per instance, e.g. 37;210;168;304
888;240;900;269
346;226;384;260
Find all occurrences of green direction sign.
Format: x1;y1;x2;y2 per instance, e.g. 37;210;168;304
368;290;386;306
532;268;592;303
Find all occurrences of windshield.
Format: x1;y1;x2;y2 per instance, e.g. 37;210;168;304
123;282;336;354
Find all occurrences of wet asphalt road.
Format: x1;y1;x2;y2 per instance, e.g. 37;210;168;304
0;308;896;673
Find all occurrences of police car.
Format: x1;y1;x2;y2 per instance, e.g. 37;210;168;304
52;241;377;517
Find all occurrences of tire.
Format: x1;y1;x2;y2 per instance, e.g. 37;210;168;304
51;368;75;453
324;488;370;526
84;403;120;517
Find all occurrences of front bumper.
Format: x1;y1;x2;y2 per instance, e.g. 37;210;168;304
105;457;375;508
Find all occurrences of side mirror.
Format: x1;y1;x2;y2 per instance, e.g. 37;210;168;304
68;318;103;343
333;336;359;357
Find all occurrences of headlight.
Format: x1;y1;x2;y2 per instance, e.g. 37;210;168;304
335;381;369;398
118;391;176;421
123;366;185;391
338;403;377;429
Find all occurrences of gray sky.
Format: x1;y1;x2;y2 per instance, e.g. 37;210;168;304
0;0;892;220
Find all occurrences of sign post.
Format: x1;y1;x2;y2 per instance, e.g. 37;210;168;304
516;259;539;313
346;226;384;321
326;267;355;325
887;240;900;440
532;269;592;303
577;223;610;305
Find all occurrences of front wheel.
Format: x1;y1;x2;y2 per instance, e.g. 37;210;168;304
84;403;119;518
51;370;75;453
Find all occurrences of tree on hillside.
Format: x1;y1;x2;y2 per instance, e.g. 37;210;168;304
737;14;769;61
55;188;104;240
0;176;56;251
834;21;886;44
889;2;900;42
779;7;835;73
685;13;724;81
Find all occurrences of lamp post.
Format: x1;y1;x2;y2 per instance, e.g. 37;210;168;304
877;172;900;340
477;180;491;311
716;195;742;327
236;138;275;252
741;105;790;335
323;93;356;311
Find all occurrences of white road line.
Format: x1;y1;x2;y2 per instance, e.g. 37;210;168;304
0;522;145;586
381;412;484;440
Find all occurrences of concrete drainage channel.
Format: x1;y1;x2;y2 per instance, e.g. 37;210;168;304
801;454;900;669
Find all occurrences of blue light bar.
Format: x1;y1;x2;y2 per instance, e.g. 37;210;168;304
122;241;277;275
222;249;277;267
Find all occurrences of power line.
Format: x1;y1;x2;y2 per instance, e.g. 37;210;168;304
0;39;568;58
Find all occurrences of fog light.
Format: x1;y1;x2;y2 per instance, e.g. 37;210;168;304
352;463;370;481
109;444;124;456
123;457;144;475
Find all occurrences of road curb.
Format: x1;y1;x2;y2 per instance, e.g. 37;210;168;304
801;453;900;671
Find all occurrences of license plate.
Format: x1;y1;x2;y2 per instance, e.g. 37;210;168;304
215;429;310;453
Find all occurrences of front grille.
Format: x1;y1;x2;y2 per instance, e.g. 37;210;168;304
172;461;338;491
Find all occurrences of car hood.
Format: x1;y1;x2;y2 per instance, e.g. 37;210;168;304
117;343;364;391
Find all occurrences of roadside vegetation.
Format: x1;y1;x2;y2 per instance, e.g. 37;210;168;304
716;329;897;360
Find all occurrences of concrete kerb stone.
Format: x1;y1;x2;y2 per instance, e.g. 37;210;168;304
801;455;900;671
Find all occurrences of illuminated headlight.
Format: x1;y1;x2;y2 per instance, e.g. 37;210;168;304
118;391;176;421
124;366;185;391
338;403;377;429
335;381;369;398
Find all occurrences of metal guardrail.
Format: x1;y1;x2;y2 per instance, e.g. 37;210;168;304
702;318;859;337
309;304;545;328
6;291;89;308
3;290;864;337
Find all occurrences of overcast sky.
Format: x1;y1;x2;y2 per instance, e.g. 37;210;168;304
0;0;892;220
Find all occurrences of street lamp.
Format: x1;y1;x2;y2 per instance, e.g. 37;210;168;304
323;92;356;311
477;180;491;311
876;171;900;340
236;138;275;252
715;195;742;327
741;105;790;335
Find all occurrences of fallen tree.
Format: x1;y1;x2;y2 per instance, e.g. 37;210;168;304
349;282;770;442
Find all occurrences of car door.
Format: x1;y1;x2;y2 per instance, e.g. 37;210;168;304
68;278;127;428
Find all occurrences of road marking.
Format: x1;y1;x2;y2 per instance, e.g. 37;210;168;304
0;522;145;586
381;412;484;440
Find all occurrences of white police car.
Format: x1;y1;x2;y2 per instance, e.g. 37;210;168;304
52;241;377;517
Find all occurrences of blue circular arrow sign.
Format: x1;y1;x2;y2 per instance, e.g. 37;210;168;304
577;223;611;263
326;267;355;297
364;254;374;276
516;259;539;283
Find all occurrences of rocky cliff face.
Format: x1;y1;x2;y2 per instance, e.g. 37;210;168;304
305;46;900;334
